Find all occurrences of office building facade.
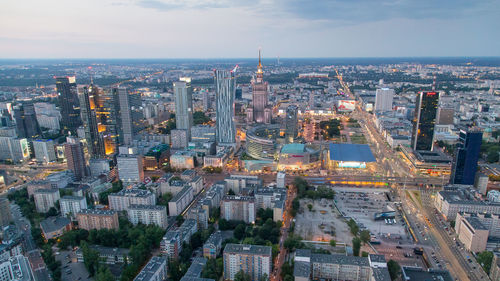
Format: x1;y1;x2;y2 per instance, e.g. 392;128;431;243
451;129;482;185
285;105;298;143
117;154;144;183
411;91;439;151
56;76;81;132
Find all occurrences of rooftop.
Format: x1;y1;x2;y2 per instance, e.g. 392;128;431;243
128;204;166;211
224;244;272;256
77;209;117;216
329;143;376;162
281;143;306;154
311;253;370;267
60;195;84;201
134;256;167;281
170;185;193;202
40;216;71;233
184;257;207;278
401;267;453;281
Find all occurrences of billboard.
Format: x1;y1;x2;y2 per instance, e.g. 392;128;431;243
337;100;356;112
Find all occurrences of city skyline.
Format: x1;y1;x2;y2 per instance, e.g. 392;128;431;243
1;0;499;58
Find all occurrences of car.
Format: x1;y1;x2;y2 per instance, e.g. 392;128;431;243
396;246;402;249
468;259;473;263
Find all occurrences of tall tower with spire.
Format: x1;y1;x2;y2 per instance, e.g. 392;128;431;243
249;49;270;124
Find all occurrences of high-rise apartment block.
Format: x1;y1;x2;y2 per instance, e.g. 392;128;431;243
451;129;482;185
76;209;119;231
215;70;236;145
60;196;87;218
33;189;60;213
127;205;168;229
108;189;156;211
223;244;272;281
221;196;256;224
411;91;439;151
374;88;394;112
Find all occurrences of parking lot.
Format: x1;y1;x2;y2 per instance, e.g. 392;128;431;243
54;249;91;281
294;197;354;244
333;187;409;239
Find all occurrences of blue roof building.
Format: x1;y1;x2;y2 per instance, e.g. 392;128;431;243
328;143;376;168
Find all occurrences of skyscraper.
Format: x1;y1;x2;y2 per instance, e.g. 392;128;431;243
173;78;193;138
115;87;134;145
215;69;236;145
56;76;81;132
285;105;298;143
13;103;40;138
64;141;87;181
374;88;395;112
411;91;439;151
250;50;270;124
78;85;105;158
451;129;483;185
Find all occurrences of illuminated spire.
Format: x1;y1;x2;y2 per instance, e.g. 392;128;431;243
257;48;263;74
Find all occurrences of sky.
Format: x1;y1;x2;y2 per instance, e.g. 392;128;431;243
1;0;499;58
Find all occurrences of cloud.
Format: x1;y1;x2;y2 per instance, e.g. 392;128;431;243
275;0;499;23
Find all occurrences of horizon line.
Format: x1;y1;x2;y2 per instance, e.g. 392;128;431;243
0;56;500;60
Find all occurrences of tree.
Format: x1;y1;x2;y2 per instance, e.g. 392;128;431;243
359;230;371;244
352;237;361;256
193;111;211;125
284;234;304;251
176;215;185;226
96;266;114;281
307;204;313;211
281;262;293;278
81;241;100;276
347;219;359;236
234;270;251;281
387;260;401;280
259;273;269;281
284;275;294;281
228;189;236;195
361;251;369;257
477;251;494;274
329;239;337;247
234;224;246;240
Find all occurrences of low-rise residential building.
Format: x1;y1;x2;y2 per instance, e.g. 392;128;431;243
127;205;168;229
221;196;256;224
293;249;389;281
108;189;156;211
133;256;168;281
59;195;87;219
168;185;194;216
33;189;60;213
186;206;208;229
203;231;222;259
224;175;262;194
183;257;207;279
223;244;272;281
76;209;119;231
39;216;71;240
179;219;198;244
76;246;130;265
